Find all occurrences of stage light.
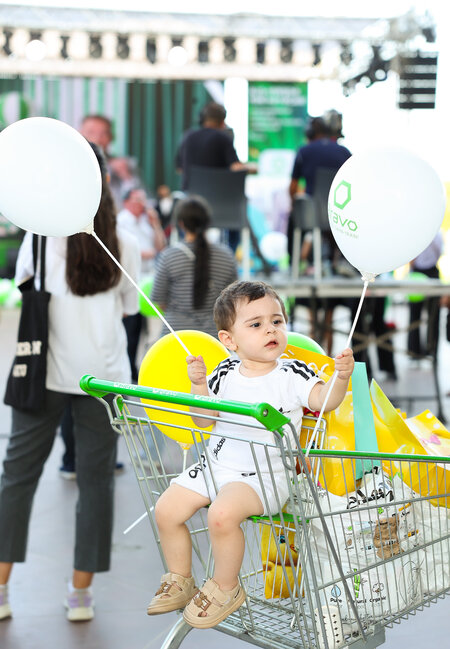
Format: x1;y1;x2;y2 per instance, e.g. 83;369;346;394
223;37;236;62
367;45;389;83
280;38;293;63
89;34;102;59
25;32;46;62
2;29;12;57
422;25;436;43
146;37;156;63
117;35;130;60
168;39;187;66
256;42;265;64
60;35;70;60
340;42;353;66
312;43;321;66
198;40;209;63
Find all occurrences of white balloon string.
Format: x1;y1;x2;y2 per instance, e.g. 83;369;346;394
123;509;152;535
305;279;370;458
92;231;192;356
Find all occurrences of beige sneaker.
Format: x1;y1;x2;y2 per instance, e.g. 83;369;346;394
147;573;198;616
183;578;246;629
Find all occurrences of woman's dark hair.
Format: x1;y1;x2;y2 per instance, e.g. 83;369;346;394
66;142;121;296
175;196;211;309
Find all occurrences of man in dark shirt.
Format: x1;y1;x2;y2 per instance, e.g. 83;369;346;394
288;116;351;272
175;102;244;250
289;117;351;199
289;117;396;379
176;102;243;190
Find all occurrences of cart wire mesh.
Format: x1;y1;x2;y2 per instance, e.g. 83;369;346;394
80;376;450;649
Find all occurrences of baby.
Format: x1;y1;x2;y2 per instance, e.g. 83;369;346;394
147;280;354;628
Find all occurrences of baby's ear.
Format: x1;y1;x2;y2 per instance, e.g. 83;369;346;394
218;329;235;351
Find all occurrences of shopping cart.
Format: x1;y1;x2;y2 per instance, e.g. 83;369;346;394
80;375;450;649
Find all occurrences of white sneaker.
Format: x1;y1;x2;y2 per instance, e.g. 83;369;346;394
64;585;94;622
0;585;12;621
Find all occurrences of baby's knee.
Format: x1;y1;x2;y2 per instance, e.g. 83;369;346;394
154;497;170;530
154;489;181;529
207;502;238;533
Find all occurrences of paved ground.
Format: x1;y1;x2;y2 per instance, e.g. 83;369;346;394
0;303;449;649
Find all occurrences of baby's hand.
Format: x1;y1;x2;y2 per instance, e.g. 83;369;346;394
334;348;354;381
186;355;207;386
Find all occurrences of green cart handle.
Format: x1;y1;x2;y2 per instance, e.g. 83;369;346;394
80;374;291;433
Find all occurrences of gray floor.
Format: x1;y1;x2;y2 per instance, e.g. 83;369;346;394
0;304;449;649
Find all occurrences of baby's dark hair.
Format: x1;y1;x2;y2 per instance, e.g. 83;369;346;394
214;280;288;331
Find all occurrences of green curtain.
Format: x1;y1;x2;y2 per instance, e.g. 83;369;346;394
0;75;216;196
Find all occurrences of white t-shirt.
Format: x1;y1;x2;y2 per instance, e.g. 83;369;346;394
15;228;140;394
206;357;323;473
117;207;156;274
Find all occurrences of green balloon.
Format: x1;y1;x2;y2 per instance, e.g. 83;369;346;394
406;271;427;303
0;279;15;306
287;331;325;354
139;277;163;318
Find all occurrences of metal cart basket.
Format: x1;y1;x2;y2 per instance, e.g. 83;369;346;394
81;375;450;649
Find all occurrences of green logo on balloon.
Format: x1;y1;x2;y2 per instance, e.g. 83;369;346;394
334;180;351;209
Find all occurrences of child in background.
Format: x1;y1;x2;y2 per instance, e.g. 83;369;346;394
147;280;354;628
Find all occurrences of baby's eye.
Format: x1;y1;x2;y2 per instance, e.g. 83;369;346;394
273;318;283;325
250;322;261;328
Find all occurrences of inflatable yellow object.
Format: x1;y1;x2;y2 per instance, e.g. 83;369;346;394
260;520;300;599
370;381;449;507
405;410;450;457
297;363;450;503
138;330;229;447
288;348;360;496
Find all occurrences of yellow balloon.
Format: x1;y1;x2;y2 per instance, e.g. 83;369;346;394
138;330;229;447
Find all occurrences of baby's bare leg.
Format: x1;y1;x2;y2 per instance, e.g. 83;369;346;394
208;482;263;591
155;484;210;577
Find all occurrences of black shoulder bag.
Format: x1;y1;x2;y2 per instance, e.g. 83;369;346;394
4;234;50;412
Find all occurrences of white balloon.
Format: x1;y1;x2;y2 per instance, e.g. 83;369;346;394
0;117;102;237
260;231;288;263
327;147;446;278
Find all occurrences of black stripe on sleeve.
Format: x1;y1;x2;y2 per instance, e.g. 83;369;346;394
280;359;317;381
208;358;239;395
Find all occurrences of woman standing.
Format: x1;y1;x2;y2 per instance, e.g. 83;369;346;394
151;196;238;339
0;145;140;622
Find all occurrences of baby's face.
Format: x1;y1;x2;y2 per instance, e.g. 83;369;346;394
225;295;287;365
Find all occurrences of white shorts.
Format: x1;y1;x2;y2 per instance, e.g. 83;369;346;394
171;452;290;516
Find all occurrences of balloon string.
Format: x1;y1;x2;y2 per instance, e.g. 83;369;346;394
92;231;192;356
305;279;369;457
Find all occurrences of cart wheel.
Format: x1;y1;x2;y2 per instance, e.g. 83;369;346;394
314;605;345;649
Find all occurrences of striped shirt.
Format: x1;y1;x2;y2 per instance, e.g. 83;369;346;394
151;241;238;338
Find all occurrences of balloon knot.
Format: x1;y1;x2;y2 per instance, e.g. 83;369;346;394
80;222;94;235
360;272;377;282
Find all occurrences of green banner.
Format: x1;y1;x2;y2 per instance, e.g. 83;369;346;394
248;81;308;162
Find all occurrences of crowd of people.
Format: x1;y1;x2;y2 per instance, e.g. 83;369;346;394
0;99;447;629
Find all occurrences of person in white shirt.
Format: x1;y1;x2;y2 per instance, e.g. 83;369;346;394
0;144;140;623
117;187;166;380
117;188;166;275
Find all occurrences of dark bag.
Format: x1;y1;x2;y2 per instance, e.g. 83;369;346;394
4;235;50;412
